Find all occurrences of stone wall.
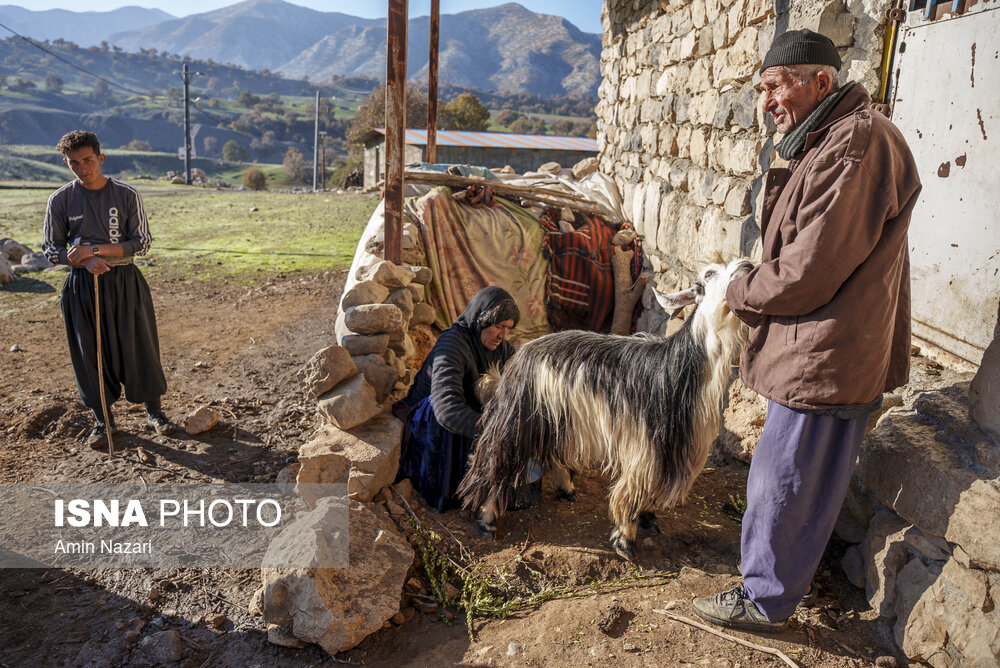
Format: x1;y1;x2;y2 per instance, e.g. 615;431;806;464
598;0;886;281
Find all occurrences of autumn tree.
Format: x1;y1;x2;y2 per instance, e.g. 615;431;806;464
222;140;249;162
242;167;267;191
346;82;428;157
282;147;306;185
44;74;64;94
439;93;490;131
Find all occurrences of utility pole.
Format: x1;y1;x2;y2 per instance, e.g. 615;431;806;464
312;90;320;191
318;130;328;190
176;63;203;185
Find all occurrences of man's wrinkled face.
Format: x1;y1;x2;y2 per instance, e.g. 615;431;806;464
760;67;825;134
64;146;105;189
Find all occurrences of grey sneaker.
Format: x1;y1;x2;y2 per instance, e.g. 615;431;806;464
736;561;817;607
147;411;176;436
692;585;788;632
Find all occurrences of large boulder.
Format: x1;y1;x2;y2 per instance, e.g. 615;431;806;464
342;333;390;356
298;346;356;399
261;499;413;655
0;255;14;284
316;374;381;430
841;382;1000;666
341;280;390;310
297;414;403;503
356;260;414;289
969;302;999;439
344;304;404;336
410;302;437;327
351;354;398;403
856;384;1000;571
13;252;54;273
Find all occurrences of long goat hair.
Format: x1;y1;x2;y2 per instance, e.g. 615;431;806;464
457;258;753;559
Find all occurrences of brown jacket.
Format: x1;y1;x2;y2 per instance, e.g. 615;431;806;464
726;85;921;411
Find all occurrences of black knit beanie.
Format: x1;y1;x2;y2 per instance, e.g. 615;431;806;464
760;29;841;74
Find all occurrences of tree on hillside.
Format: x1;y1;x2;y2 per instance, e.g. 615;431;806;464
0;74;6;90
44;74;64;94
237;90;261;108
494;109;522;127
202;136;218;156
222;140;249;162
90;79;110;102
439;93;490;132
121;139;152;151
346;82;428;157
282;147;306;185
166;87;183;106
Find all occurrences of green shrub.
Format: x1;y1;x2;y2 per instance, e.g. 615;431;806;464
242;167;267;191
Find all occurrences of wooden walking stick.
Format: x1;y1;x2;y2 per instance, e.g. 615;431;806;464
93;272;114;455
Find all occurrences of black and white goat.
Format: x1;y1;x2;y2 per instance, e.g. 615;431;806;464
457;258;753;559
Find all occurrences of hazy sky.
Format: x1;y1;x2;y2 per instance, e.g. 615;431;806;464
18;1;605;34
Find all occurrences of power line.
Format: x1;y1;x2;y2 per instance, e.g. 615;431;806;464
0;21;147;96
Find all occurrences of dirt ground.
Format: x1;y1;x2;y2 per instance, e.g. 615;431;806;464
0;268;911;667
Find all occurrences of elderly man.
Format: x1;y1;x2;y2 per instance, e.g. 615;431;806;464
692;30;921;631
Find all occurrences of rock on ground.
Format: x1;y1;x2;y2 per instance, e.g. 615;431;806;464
298;345;356;399
261;499;413;655
297;413;402;503
316;374;382;430
185;406;220;435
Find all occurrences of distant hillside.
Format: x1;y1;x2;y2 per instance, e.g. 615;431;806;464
0;4;172;48
96;0;601;98
108;0;378;76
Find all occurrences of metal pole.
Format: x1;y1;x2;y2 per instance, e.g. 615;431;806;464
313;90;320;191
427;0;439;165
182;63;192;185
384;0;408;265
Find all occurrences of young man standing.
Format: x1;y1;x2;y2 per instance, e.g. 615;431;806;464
42;130;175;449
691;30;921;631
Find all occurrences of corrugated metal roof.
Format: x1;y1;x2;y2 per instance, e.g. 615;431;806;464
372;128;597;152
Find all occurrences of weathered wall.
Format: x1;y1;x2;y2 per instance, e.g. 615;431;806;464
598;0;886;284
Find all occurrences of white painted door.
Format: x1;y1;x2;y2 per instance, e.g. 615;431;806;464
890;3;1000;366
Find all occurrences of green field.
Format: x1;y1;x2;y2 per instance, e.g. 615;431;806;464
0;184;377;317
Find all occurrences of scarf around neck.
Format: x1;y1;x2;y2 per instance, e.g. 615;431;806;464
775;82;856;160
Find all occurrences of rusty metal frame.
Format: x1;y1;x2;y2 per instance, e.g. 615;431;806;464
384;0;408;265
427;0;440;165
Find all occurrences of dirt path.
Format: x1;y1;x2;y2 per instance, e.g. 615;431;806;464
0;269;903;667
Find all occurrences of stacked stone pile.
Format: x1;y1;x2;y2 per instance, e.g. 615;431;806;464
258;258;442;655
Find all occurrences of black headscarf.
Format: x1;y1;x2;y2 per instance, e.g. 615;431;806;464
451;286;518;375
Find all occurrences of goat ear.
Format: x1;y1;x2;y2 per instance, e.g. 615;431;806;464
653;285;702;311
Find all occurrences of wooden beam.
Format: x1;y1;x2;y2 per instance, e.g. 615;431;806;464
427;0;439;165
384;0;408;265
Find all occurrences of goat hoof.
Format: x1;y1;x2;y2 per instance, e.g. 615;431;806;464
559;489;577;502
638;511;660;535
609;532;635;561
474;519;496;538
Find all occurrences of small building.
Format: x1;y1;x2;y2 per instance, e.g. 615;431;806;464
363;128;597;188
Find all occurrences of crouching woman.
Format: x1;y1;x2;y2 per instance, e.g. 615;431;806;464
394;287;519;512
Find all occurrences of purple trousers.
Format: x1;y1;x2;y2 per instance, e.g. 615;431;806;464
741;400;869;621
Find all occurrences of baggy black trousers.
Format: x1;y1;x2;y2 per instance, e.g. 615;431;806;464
61;265;167;417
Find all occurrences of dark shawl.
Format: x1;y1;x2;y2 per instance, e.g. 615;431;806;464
402;286;516;438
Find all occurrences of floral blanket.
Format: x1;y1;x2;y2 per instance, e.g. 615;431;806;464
407;187;550;343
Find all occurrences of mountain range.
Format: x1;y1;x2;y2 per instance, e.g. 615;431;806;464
0;0;601;97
